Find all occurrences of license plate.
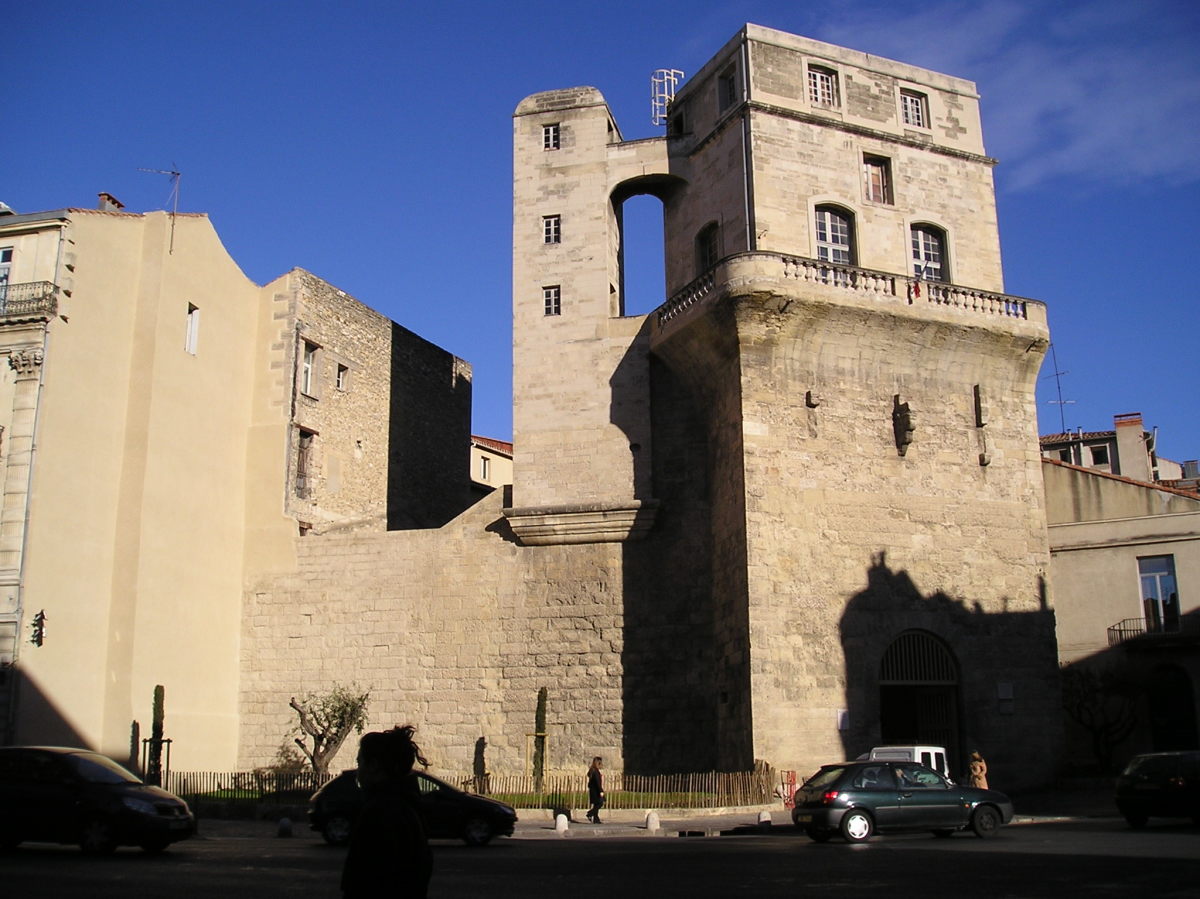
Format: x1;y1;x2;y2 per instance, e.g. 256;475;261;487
794;814;812;823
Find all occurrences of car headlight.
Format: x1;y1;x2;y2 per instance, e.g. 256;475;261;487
121;797;158;816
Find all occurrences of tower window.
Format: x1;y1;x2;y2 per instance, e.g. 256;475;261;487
479;456;491;481
184;303;200;355
911;224;947;282
543;215;561;244
863;155;893;204
815;206;855;266
301;340;320;396
696;222;720;275
718;66;738;112
336;363;349;391
901;89;929;128
543;123;560;150
808;65;840;108
543;285;561;316
296;429;315;499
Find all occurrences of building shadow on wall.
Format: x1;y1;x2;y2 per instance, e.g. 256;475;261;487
839;552;1059;787
1059;608;1200;775
4;666;89;751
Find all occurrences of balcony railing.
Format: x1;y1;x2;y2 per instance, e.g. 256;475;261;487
0;281;59;322
657;253;1036;327
1107;616;1199;647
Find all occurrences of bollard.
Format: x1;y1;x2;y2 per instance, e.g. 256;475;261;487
555;813;569;836
277;817;293;838
644;811;661;833
757;811;772;827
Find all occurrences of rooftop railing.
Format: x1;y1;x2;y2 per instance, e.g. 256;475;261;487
657;253;1036;327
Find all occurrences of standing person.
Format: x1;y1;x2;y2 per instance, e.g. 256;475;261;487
341;725;433;899
968;751;989;790
586;756;605;824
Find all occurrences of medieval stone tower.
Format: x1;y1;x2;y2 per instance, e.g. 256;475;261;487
507;24;1060;779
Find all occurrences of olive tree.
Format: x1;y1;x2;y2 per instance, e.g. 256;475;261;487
289;684;371;776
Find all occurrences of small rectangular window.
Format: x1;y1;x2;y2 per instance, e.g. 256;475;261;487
543;215;561;244
184;304;200;354
542;123;560;150
862;155;893;204
718;66;737;112
901;89;928;128
808;66;839;107
336;364;349;390
301;340;319;396
1138;555;1179;632
480;456;491;481
296;429;315;499
1090;445;1110;467
1058;448;1072;462
543;285;561;316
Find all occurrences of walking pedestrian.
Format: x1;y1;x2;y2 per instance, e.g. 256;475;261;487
586;756;605;824
341;725;433;899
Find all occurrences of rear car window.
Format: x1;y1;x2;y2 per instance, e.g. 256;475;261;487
803;766;845;790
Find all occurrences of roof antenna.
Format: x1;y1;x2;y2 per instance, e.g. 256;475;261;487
138;166;181;253
1042;343;1075;432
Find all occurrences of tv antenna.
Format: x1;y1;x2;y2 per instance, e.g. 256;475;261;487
138;167;181;253
651;69;684;126
1042;343;1075;432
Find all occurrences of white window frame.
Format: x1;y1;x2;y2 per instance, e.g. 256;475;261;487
901;89;929;128
543;215;561;244
184;304;200;355
815;206;854;266
543;285;561;316
301;341;319;396
543;123;560;150
910;224;947;282
808;66;839;107
336;363;349;391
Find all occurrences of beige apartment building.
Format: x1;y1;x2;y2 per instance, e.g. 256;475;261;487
0;202;471;770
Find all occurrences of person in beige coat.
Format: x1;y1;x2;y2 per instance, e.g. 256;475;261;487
969;751;989;789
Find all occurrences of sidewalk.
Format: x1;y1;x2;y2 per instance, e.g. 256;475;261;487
197;782;1118;842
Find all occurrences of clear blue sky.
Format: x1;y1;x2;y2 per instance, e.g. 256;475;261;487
7;0;1199;462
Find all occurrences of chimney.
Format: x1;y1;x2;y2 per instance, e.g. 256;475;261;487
1113;412;1151;482
97;192;125;212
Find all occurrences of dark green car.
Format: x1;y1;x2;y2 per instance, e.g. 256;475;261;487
791;761;1013;843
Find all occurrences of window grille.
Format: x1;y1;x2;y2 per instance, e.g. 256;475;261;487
880;631;958;684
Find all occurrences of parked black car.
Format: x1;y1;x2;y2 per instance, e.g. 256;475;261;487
308;770;517;846
0;746;195;853
1115;750;1200;828
791;760;1014;843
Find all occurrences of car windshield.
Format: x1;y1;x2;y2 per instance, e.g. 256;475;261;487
64;752;143;785
803;766;846;790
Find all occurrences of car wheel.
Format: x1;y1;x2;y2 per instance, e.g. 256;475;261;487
806;826;833;843
932;829;955;838
322;815;353;846
839;809;873;843
80;817;117;854
463;817;493;846
970;805;1001;838
140;839;170;854
1122;811;1148;829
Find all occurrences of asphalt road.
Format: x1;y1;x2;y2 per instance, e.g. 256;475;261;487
4;819;1198;898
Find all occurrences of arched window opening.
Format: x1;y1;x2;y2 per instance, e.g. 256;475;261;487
618;194;666;317
814;205;856;285
696;221;720;277
911;224;948;282
879;630;961;766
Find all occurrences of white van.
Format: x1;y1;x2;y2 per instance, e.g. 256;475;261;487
859;745;952;780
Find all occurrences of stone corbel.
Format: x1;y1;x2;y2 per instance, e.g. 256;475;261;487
8;348;45;376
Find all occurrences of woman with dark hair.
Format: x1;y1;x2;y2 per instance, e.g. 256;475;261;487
586;756;605;824
341;725;433;898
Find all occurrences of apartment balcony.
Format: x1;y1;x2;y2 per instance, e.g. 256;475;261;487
0;282;59;324
1107;615;1200;649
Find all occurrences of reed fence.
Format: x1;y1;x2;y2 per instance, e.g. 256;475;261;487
164;768;777;817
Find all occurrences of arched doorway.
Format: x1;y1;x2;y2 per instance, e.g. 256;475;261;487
879;631;961;768
1148;664;1199;750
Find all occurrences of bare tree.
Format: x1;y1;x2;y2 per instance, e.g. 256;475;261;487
289;684;371;776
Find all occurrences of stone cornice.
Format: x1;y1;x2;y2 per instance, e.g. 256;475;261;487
502;499;660;545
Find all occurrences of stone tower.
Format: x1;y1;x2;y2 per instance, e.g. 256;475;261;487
508;24;1060;783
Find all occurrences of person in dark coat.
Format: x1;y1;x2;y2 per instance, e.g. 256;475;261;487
341;725;433;899
586;756;605;824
